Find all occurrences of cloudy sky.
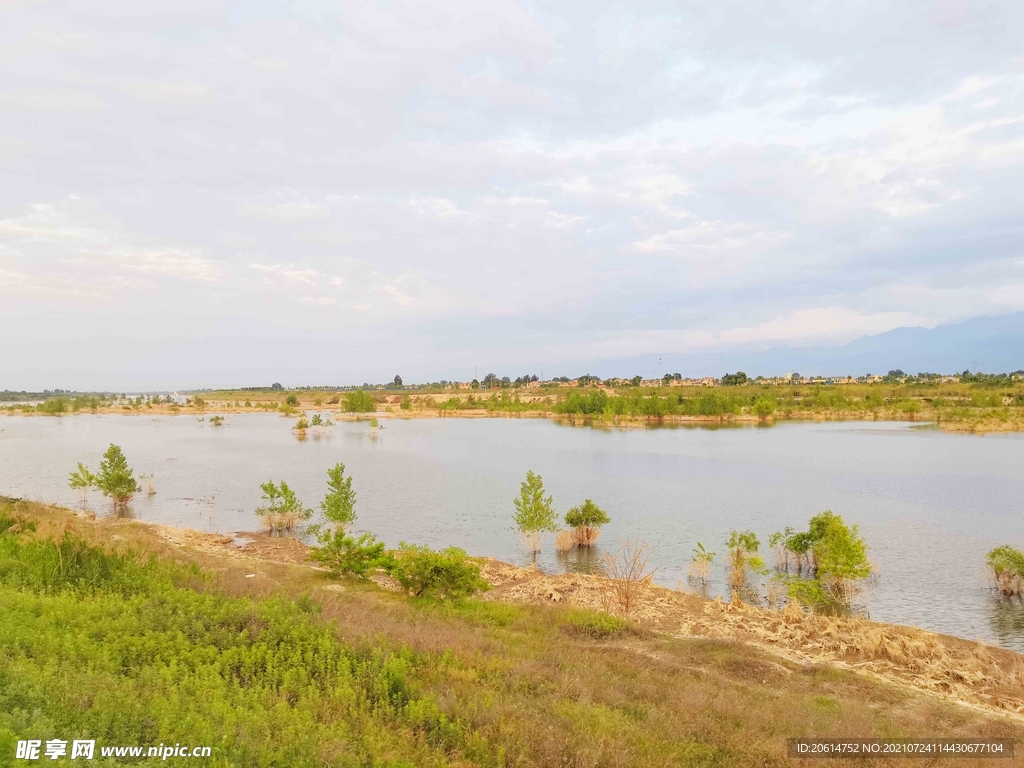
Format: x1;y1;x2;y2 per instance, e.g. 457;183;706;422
2;0;1023;388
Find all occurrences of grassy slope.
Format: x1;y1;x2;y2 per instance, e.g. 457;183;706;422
1;500;1021;767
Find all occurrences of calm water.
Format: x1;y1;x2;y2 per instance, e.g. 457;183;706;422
1;412;1023;651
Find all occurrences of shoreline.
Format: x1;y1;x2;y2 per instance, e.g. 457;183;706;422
9;496;1023;723
4;404;1023;434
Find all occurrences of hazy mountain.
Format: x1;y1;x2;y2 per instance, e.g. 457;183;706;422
580;313;1024;380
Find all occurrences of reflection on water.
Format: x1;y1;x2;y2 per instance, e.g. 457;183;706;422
555;545;605;575
0;413;1022;651
988;595;1024;647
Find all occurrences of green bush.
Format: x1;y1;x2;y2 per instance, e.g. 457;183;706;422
563;609;630;639
311;532;391;579
343;389;377;413
564;499;610;546
513;471;558;552
95;444;141;509
987;545;1024;596
285;394;300;406
388;544;490;599
0;532;476;766
400;394;412;410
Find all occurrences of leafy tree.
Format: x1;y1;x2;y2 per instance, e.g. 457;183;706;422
393;374;403;387
270;382;283;390
387;544;490;599
285;394;299;406
721;371;748;386
725;530;765;580
752;395;776;419
564;499;611;546
255;480;310;534
342;389;376;413
809;511;871;604
96;444;141;510
68;462;97;506
630;375;642;387
513;471;558;552
319;463;357;530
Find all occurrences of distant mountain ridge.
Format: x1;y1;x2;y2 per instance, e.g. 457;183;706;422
581;313;1024;380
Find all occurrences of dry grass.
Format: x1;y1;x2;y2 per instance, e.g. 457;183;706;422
554;529;576;552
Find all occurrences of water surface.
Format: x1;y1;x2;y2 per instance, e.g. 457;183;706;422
1;413;1022;651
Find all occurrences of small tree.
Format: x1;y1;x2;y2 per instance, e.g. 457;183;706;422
96;444;141;510
726;529;765;582
68;462;97;507
319;463;357;530
564;499;611;546
310;532;390;579
393;374;403;387
687;542;715;585
255;480;310;534
512;470;558;552
400;394;412;411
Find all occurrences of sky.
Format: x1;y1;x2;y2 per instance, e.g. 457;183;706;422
2;0;1023;389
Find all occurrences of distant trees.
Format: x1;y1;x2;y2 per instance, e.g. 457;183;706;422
721;371;748;386
512;471;558;552
393;375;403;387
271;382;283;390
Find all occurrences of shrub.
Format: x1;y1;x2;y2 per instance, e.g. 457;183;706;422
310;413;324;426
564;499;610;546
313;463;357;532
387;544;490;599
768;526;795;570
986;545;1024;596
294;416;309;430
752;395;776;419
255;480;311;534
96;444;141;510
512;471;558;552
210;415;225;425
810;512;870;604
603;538;656;616
285;394;300;406
400;394;412;411
311;532;391;579
563;608;630;639
555;530;576;552
343;389;376;413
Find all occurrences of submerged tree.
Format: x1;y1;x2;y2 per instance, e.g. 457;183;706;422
725;530;765;584
254;480;310;534
96;444;141;510
564;499;611;546
67;462;97;507
688;542;716;585
512;470;558;553
986;545;1024;596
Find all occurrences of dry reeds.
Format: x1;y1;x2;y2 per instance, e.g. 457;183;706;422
603;538;656;617
555;530;576;552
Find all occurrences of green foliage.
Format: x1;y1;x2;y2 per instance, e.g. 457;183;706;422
284;394;299;406
400;394;413;410
388;544;490;599
67;462;97;491
691;542;715;564
369;417;380;428
563;608;630;639
986;545;1024;596
310;413;324;426
752;395;776;419
294;415;309;430
37;397;68;414
564;499;610;529
512;471;558;548
726;530;765;576
310;532;391;579
318;463;357;530
343;389;376;413
254;480;311;533
95;444;141;509
0;533;476;766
